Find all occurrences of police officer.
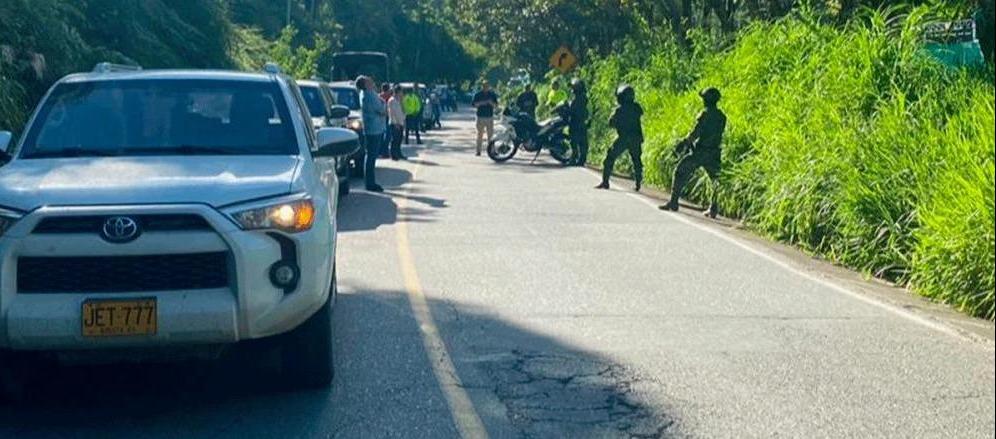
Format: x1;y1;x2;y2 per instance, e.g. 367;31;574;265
595;85;644;191
660;87;727;218
567;78;590;167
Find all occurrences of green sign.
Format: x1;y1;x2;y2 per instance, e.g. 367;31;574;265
923;19;985;67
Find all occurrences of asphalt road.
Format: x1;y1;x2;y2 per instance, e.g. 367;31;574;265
1;110;993;438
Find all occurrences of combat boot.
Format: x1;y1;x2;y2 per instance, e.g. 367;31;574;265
659;200;679;212
704;205;718;219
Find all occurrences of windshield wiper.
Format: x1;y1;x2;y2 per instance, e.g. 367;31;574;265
24;147;118;159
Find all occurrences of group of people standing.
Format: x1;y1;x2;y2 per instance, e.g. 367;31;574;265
594;84;727;218
356;76;459;192
363;72;729;219
356;76;420;192
510;78;728;218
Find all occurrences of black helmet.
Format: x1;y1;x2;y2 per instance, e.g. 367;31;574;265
700;87;721;106
616;84;635;103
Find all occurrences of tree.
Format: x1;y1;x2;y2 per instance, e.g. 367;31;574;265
268;26;330;78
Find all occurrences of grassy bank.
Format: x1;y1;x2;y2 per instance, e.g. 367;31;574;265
580;8;995;319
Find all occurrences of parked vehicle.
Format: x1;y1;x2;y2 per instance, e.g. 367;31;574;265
0;62;360;397
330;52;389;83
298;79;354;198
0;132;11;167
329;81;367;177
487;104;574;164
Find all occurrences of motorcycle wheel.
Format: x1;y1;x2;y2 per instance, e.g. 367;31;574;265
549;139;574;165
487;139;518;163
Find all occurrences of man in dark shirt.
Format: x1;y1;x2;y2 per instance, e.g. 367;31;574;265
660;87;728;218
567;78;590;167
516;84;539;119
473;81;499;156
596;85;644;191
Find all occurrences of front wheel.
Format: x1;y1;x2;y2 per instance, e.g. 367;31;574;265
548;139;574;164
280;270;336;390
487;139;518;163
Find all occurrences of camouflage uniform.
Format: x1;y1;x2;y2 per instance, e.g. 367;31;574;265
568;81;590;166
600;99;644;189
664;106;727;217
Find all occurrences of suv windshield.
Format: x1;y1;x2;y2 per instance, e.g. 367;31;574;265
19;79;299;158
331;87;360;111
299;85;328;118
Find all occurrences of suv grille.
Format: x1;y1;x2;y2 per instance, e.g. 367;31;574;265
33;214;211;234
17;252;229;294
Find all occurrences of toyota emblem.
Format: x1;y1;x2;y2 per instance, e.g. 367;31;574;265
101;216;141;243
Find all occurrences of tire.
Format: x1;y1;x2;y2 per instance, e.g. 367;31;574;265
487;139;518;163
0;350;29;404
549;139;574;164
280;270;336;390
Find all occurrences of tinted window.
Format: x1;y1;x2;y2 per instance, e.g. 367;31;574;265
331;88;360;110
300;85;328;117
20;79;299;158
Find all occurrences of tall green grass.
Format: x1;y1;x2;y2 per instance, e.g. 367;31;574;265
582;7;995;319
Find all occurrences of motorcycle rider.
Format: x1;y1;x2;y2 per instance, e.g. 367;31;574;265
516;83;539;119
567;78;589;167
596;85;644;191
660;87;727;218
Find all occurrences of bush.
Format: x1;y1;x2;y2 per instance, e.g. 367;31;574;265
581;7;996;319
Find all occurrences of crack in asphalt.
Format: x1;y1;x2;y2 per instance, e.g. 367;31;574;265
481;350;674;438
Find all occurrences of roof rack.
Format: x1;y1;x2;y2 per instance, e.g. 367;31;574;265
263;62;282;75
93;62;142;73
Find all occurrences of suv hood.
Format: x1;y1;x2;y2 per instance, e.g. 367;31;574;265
0;156;302;211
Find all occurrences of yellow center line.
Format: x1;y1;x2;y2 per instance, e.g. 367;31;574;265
395;161;489;439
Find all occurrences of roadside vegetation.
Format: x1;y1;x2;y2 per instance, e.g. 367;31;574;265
0;0;481;132
2;0;993;319
577;6;995;319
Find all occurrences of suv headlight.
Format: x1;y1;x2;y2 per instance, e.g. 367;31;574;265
230;199;315;233
0;207;22;236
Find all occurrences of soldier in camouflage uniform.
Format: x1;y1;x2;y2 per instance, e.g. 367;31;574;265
595;85;644;191
568;78;590;167
660;88;727;218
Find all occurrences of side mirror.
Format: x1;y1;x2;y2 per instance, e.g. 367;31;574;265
329;105;350;120
0;131;13;165
313;127;361;158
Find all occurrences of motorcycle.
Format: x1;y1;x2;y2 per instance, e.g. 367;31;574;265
486;104;574;164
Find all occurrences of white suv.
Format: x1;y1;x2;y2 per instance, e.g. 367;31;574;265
0;63;359;394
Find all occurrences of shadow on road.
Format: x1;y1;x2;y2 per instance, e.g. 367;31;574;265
0;291;675;438
337;166;447;233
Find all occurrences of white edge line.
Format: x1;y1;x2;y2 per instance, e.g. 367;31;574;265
581;168;979;344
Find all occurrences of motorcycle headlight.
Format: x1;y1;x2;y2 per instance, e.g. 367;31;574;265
0;207;22;236
347;119;363;131
230;199;315;233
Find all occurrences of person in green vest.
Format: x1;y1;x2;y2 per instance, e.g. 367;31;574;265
546;80;568;111
403;89;423;145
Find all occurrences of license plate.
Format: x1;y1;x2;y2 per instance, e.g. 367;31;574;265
82;298;157;337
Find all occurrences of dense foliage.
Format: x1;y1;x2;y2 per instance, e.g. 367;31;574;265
2;0;994;319
579;7;995;319
0;0;481;132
